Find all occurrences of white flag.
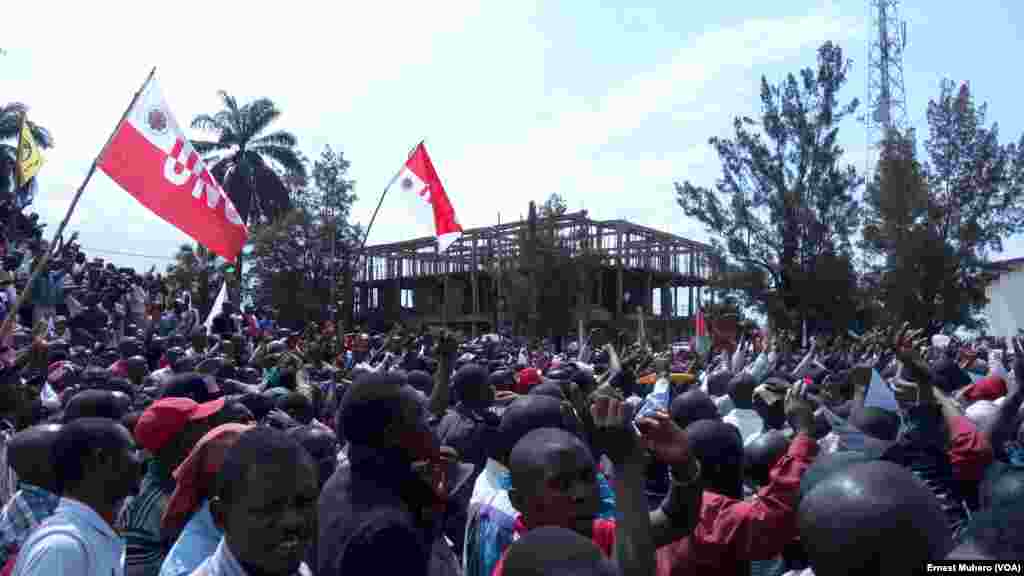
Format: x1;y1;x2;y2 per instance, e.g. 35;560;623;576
204;282;227;333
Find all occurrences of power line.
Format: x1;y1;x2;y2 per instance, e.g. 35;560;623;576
79;246;177;261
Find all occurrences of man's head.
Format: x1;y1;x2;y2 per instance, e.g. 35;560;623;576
508;428;600;538
669;389;719;429
286;425;340;490
743;430;789;488
799;460;952;575
211;427;318;575
338;371;430;458
9;424;64;493
684;420;744;498
161;372;222;404
119;337;142;359
124;356;149;385
727;373;756;409
135;397;226;470
495;395;582;465
63;389;132;423
276;392;314;426
453;364;494;406
52;417;142;505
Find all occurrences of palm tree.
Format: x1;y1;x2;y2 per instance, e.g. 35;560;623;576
190;92;306;293
0;103;54;199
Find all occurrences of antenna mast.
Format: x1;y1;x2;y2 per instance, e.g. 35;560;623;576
866;0;910;180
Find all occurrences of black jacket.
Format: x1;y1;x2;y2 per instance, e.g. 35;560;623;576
317;446;459;576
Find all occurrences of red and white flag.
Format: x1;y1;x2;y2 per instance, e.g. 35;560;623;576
385;143;462;252
98;77;248;262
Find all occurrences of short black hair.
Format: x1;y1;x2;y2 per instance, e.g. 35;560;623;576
9;424;63;491
214;427;314;509
52;418;131;494
277;392;314;425
63;389;132;423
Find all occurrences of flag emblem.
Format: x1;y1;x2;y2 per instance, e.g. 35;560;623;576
401;177;414;190
147;108;168;134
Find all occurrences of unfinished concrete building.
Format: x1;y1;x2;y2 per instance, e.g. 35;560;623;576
352;210;715;343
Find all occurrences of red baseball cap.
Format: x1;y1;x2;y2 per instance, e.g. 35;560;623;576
135;397;226;453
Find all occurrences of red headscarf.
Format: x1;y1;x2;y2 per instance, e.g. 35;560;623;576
160;423;253;539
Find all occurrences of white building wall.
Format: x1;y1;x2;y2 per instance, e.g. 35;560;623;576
985;265;1024;339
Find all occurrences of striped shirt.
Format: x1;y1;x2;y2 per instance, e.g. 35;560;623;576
120;460;175;576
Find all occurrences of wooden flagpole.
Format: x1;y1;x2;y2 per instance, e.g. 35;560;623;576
1;67;157;342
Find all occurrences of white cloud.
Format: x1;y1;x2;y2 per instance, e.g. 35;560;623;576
1;1;864;272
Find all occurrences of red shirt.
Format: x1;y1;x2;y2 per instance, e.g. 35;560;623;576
491;517;616;576
655;434;818;576
947;414;993;485
960;375;1007;403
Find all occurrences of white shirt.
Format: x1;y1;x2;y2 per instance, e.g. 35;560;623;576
11;497;125;576
723;408;764;446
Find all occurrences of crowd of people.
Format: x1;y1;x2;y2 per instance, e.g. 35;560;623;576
0;238;1020;575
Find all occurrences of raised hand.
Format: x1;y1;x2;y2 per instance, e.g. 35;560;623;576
635;411;689;466
590;395;641;468
785;382;817;434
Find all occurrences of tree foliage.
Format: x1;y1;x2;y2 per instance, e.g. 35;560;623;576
248;147;362;327
190;92;306;225
675;42;863;332
164;243;235;318
862;82;1024;330
0;104;54;242
498;198;603;339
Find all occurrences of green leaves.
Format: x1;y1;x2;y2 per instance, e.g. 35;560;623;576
673;41;862;331
190;92;306;225
862;81;1024;330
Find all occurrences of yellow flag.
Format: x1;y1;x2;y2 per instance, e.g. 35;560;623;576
16;118;44;187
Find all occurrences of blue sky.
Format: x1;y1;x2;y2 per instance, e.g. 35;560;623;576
2;0;1022;273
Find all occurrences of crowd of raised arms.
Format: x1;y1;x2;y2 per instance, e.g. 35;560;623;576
0;240;1021;576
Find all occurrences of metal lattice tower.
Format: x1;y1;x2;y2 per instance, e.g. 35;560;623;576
866;0;909;179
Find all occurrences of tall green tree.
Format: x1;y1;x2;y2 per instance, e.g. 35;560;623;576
190;92;306;295
863;82;1024;330
675;42;863;332
249;147;361;327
